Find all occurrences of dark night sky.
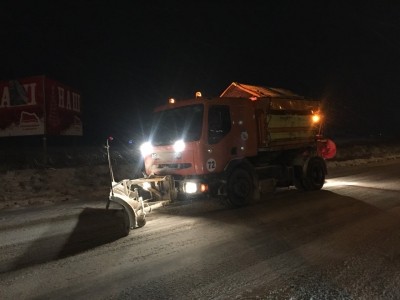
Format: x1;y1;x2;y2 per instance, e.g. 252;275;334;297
1;1;400;144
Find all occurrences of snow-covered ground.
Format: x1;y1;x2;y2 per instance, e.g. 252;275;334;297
1;140;400;210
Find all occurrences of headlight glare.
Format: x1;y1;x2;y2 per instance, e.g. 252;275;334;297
140;142;153;157
184;182;198;194
173;139;185;152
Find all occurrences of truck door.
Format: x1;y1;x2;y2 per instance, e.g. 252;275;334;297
206;105;233;173
208;105;231;145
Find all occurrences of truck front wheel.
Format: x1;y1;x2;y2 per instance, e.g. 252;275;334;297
227;168;254;207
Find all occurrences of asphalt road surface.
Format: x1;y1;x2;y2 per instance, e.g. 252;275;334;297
1;160;400;299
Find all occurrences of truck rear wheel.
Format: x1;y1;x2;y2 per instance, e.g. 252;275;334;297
302;157;326;191
227;168;253;207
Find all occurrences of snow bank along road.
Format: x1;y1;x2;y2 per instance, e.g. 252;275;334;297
1;160;400;299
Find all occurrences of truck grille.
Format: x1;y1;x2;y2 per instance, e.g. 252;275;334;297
156;163;192;170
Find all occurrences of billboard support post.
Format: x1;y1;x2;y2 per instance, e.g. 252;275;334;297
42;77;47;166
42;135;47;165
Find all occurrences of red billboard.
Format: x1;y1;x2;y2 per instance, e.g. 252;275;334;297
0;76;82;137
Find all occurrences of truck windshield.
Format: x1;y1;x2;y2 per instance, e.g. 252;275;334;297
150;104;204;146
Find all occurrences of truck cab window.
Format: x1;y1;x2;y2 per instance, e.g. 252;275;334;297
151;104;203;146
208;105;231;144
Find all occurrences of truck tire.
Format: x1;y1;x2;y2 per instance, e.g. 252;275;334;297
227;168;254;207
302;157;326;191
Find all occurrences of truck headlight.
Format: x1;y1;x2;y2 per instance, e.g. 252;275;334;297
183;182;208;194
184;182;198;194
173;139;185;153
140;142;153;158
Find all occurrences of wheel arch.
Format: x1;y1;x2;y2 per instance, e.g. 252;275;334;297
224;158;256;178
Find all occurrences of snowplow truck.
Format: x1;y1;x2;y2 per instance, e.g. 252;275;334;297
138;82;336;206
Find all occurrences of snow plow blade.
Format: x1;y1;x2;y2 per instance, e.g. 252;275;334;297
107;175;175;233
